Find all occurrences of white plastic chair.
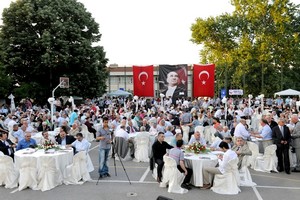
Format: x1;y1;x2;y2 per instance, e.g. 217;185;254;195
181;125;190;144
246;142;260;169
0;151;4;156
64;151;91;185
254;144;278;173
133;132;150;162
194;125;204;134
239;166;256;186
37;156;62;191
0;155;19;188
81;124;94;142
204;126;216;144
159;155;188;194
18;156;38;191
211;157;241;195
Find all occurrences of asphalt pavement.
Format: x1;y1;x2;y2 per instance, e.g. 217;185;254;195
1;142;300;200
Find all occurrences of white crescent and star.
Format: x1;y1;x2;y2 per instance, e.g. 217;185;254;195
198;70;210;85
138;71;149;85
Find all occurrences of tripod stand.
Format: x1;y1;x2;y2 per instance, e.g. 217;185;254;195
111;140;131;184
96;136;131;185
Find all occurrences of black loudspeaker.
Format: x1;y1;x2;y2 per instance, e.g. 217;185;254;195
156;196;173;200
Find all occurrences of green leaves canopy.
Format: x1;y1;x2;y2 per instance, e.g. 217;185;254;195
191;0;300;96
0;0;108;102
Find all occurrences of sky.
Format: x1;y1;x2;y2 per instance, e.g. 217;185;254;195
0;0;299;66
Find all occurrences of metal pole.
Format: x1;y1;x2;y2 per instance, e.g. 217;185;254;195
51;81;64;126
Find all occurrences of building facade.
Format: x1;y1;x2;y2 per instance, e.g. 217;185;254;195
106;65;194;97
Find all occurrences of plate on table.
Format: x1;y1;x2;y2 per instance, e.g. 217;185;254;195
210;151;224;155
199;156;211;160
184;153;192;157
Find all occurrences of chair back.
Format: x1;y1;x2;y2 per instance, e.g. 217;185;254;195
18;156;38;191
73;151;91;181
0;155;19;188
264;145;277;157
37;156;61;191
114;137;129;159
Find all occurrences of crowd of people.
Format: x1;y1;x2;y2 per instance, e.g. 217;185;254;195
1;94;300;190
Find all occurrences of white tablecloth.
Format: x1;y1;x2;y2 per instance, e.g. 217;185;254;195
15;148;73;184
184;152;218;187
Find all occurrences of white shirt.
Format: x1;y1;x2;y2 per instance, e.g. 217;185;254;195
218;149;237;174
71;138;90;153
234;123;250;140
115;128;129;140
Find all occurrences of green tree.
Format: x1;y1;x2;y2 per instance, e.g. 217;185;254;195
0;0;108;103
191;0;300;97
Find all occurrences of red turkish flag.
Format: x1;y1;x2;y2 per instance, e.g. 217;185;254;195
193;64;215;97
133;65;154;97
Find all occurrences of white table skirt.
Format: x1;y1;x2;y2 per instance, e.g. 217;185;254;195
15;148;73;182
185;152;218;187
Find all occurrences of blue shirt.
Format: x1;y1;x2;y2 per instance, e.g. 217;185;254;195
260;125;272;140
16;138;37;151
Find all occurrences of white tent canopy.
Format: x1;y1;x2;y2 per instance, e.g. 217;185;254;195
274;89;300;97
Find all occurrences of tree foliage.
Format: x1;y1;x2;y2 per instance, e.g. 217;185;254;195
0;0;108;102
191;0;300;96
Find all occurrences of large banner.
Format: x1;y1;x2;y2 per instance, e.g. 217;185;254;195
193;64;215;97
159;64;187;103
133;65;154;97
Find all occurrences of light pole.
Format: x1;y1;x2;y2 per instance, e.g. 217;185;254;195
160;93;165;108
259;94;264;113
68;96;75;110
48;97;55;126
134;95;139;113
248;94;253;108
8;94;15;113
221;96;227;120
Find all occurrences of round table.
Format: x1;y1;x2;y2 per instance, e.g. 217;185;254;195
184;152;218;187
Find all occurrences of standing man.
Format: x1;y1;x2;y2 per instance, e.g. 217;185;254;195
152;132;173;182
291;114;300;172
169;139;193;190
272;118;291;174
234;119;251;140
252;119;273;153
69;109;78;127
96;117;112;178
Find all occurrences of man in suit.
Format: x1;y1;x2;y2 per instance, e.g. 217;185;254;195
56;126;75;145
272;118;291;174
231;137;252;169
0;132;16;159
291;114;300;171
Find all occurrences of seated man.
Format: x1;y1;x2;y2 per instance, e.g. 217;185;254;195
16;132;37;150
188;131;206;145
152;132;173;183
170;131;185;147
68;132;90;153
202;141;237;189
231;137;252;169
169;139;193;190
39;130;56;145
210;137;232;151
164;125;174;137
56;126;76;145
69;121;82;137
0;132;16;159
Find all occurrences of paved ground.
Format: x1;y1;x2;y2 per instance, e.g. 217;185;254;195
2;142;300;200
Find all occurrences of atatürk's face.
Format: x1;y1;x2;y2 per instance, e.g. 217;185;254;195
167;71;179;86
